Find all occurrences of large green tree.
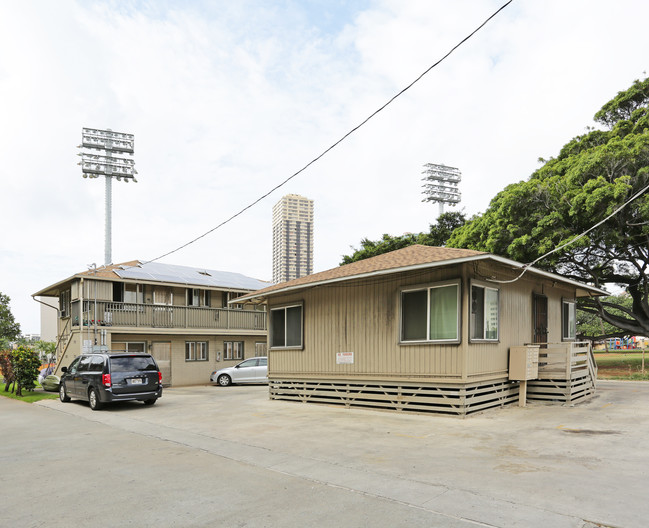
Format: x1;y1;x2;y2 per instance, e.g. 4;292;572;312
449;78;649;337
577;294;633;340
341;211;466;265
0;292;21;348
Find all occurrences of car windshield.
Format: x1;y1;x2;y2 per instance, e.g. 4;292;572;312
110;356;158;372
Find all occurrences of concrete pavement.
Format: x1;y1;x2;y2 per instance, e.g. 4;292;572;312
3;380;648;527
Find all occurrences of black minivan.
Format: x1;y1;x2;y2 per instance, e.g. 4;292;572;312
59;353;163;410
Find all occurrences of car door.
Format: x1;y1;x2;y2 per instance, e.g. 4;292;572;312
254;357;268;382
74;355;93;398
63;357;81;396
231;358;258;383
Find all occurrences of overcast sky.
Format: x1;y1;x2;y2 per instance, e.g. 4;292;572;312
1;0;648;335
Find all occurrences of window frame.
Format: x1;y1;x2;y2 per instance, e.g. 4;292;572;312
562;299;577;341
224;341;244;360
114;342;147;354
187;288;211;307
185;341;209;362
399;280;461;345
255;341;268;357
469;281;500;343
269;303;304;350
59;290;71;318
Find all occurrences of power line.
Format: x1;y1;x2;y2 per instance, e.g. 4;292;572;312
486;180;649;284
141;0;514;266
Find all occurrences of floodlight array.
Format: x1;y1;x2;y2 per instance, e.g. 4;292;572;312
78;128;137;181
81;127;134;153
421;163;462;205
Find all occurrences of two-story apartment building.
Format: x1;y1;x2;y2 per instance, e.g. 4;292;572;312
33;260;270;386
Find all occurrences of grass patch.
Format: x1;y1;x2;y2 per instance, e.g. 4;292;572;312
0;384;59;403
607;372;649;381
596;356;646;368
596;354;649;381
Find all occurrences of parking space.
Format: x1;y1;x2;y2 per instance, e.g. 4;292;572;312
15;381;649;526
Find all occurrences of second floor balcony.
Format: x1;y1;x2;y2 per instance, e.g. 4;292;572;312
69;300;267;332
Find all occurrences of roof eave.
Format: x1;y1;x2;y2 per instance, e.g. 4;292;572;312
32;272;88;297
485;255;609;297
236;254;609;303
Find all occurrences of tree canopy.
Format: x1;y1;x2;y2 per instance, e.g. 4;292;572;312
340;211;466;265
448;77;649;337
0;292;21;348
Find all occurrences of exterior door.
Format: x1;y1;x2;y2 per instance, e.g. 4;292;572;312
151;342;172;387
533;294;548;346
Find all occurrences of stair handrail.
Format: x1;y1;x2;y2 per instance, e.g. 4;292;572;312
52;318;71;376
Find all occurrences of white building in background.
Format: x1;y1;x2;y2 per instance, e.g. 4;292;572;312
272;194;314;284
40;297;58;342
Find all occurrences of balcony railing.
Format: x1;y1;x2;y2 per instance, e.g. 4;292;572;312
72;300;266;332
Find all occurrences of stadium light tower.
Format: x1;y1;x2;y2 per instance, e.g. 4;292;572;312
421;163;461;217
78;128;137;266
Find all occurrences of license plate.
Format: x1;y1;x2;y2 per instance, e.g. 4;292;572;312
130;378;143;385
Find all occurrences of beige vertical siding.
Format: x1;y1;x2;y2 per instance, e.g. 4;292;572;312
83;279;112;301
269;261;580;383
270;266;465;381
172;287;186;306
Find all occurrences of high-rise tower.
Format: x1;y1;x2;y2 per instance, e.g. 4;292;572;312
272;194;314;284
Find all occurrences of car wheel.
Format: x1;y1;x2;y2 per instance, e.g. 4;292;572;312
143;398;157;406
88;388;103;411
217;374;232;387
59;384;71;403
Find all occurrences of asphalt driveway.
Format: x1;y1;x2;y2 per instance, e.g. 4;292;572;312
4;380;648;527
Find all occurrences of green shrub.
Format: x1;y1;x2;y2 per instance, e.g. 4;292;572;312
9;346;41;396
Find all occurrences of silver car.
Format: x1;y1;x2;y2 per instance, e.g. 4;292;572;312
210;357;268;386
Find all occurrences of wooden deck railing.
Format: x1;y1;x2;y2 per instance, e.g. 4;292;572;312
534;341;592;381
70;300;267;332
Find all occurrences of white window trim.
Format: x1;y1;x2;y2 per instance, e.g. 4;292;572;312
185;341;208;361
185;341;195;361
224;341;244;360
562;299;577;341
399;279;461;345
269;303;304;350
469;281;500;343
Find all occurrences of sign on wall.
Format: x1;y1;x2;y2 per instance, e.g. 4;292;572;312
336;352;354;364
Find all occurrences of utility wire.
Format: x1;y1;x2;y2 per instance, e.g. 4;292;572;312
141;0;514;266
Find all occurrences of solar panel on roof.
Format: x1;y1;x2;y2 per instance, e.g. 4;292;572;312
115;262;269;291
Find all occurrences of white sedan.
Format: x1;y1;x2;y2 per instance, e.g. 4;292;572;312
210;357;268;386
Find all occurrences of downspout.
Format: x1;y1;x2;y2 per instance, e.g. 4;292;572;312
31;295;60;323
31;295;62;373
31;295;59;346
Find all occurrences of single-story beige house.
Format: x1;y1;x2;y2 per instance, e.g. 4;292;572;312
237;245;607;416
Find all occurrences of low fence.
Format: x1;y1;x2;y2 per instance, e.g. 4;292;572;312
536;341;592;380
